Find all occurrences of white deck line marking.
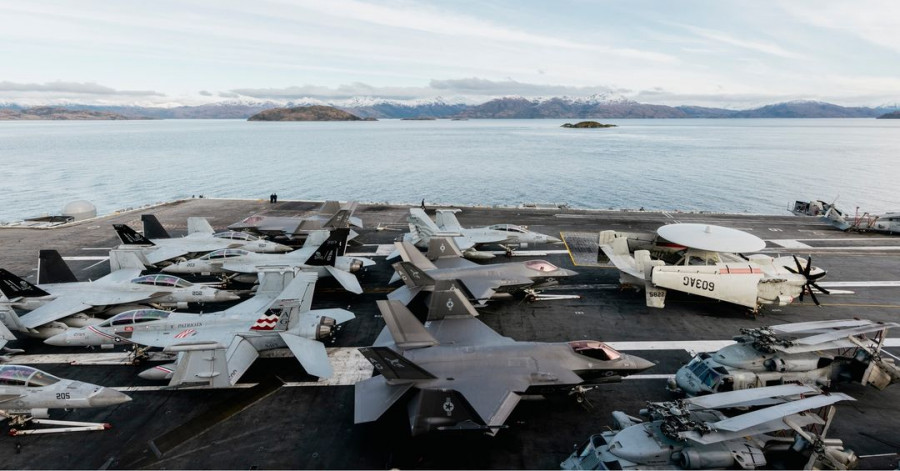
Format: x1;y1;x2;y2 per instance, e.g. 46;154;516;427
17;339;900;367
760;246;900;252
623;374;674;380
817;281;900;288
62;256;109;261
769;239;813;249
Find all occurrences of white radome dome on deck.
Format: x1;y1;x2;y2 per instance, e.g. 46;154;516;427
62;200;96;221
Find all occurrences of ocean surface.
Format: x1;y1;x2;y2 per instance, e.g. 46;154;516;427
1;118;898;223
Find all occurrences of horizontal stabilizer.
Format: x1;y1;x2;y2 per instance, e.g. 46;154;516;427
393;241;438;270
19;297;92;329
359;346;436;381
324;266;363;294
38;250;78;284
354;375;413;424
434;209;463;233
377;300;438;349
141;214;171;239
279;333;332;378
0;269;51;298
387;285;422;306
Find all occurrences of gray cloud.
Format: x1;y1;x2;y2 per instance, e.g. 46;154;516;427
198;90;213;96
0;81;164;96
230;78;628;101
230;83;432;100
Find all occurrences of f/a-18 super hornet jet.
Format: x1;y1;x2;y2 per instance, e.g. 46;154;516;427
599;224;829;311
356;282;653;435
561;384;857;470
161;228;375;294
113;215;292;266
47;271;354;386
398;208;561;260
229;200;363;239
0;250;237;338
387;238;578;305
0;364;131;435
669;319;900;396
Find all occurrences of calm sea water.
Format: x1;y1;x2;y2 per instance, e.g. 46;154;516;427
1;118;898;222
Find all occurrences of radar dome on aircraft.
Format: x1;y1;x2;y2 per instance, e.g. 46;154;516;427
62;200;96;221
657;223;765;253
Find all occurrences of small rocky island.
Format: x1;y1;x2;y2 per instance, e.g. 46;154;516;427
248;105;374;121
561;121;617;128
876;111;900;119
0;106;140;120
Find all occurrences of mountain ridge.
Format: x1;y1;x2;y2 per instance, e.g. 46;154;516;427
1;98;897;120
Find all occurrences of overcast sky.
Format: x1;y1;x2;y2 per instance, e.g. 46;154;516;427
1;0;898;107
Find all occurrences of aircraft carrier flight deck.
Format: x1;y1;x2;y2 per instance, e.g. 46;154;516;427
1;198;899;470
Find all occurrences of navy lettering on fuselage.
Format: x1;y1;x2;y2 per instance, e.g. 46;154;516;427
682;276;715;292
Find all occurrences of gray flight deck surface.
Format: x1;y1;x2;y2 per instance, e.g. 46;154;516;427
1;199;899;469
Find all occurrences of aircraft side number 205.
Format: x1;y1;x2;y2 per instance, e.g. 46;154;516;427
683;276;715;292
56;393;70;400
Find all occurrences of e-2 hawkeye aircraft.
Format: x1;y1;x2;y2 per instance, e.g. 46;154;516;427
0;364;131;435
46;270;354;386
561;384;857;470
599;223;828;311
0;250;237;338
669;319;900;396
387;237;578;306
114;215;292;266
356;281;653;436
161;228;375;294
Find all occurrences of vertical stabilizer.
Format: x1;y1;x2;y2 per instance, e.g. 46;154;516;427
426;237;464;260
113;224;154;246
38;250;78;284
392;262;436;288
0;269;50;298
187;217;216;235
427;281;479;320
141;215;171;239
434;209;463;233
303;229;349;266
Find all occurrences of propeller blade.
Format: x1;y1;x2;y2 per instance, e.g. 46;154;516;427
804;255;813;278
793;255;804;276
809;269;827;280
811;282;831;295
808;285;821;306
784;266;799;275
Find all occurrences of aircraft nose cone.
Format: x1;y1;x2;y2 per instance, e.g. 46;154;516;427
273;243;293;253
217;290;240;301
44;333;69;347
629;355;655;373
559;268;579;277
547;235;563;244
89;387;132;407
160;264;178;273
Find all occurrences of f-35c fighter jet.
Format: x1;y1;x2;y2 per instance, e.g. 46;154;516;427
355;282;654;435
